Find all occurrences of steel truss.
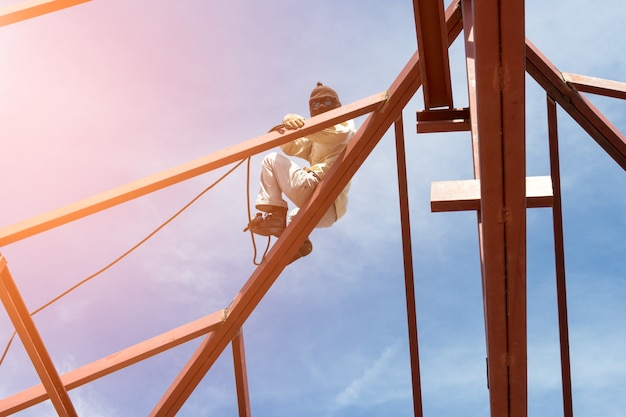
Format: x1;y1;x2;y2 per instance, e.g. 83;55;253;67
0;0;624;416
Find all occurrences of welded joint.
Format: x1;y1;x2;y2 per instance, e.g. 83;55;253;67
376;91;392;113
497;207;512;224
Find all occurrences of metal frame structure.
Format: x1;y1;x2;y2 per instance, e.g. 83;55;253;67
0;0;625;416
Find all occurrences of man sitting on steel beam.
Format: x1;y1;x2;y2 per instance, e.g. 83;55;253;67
244;82;356;263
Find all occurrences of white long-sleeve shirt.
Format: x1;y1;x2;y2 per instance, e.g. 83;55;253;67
280;119;356;219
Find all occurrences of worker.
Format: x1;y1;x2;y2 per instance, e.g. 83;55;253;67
244;82;356;263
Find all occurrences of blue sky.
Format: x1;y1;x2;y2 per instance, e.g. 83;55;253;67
0;0;624;416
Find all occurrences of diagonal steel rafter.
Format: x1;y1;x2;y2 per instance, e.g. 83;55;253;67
0;256;78;417
0;309;226;415
526;40;626;170
149;3;464;416
0;92;387;248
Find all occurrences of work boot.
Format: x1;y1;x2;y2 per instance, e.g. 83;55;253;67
244;210;286;237
289;238;313;264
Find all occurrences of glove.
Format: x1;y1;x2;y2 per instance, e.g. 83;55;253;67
283;114;305;130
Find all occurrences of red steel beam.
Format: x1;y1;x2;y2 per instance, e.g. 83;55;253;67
0;92;388;248
416;108;471;133
413;0;454;109
149;4;464;416
394;115;424;417
546;96;574;417
526;41;626;170
0;308;226;415
470;0;528;416
0;0;90;26
562;72;626;100
430;176;553;212
232;330;251;417
0;255;78;417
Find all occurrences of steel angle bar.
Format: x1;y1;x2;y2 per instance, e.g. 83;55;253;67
0;255;77;417
0;92;387;248
413;0;454;109
562;72;626;100
0;308;226;415
546;96;574;417
394;115;424;417
232;330;251;417
526;40;626;170
0;0;90;26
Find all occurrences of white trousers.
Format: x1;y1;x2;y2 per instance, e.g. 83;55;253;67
255;152;337;228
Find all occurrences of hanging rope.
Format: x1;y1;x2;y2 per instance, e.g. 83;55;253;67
0;158;247;368
243;123;287;265
245;156;271;265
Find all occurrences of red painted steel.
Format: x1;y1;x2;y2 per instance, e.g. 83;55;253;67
0;256;78;417
3;0;624;416
0;92;388;248
562;72;626;100
0;309;226;415
547;97;574;417
394;115;424;417
413;0;453;108
416;108;471;132
232;330;251;417
0;0;90;26
468;0;528;415
149;5;464;416
526;41;626;170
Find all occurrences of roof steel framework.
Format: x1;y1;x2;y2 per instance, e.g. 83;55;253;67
0;0;625;416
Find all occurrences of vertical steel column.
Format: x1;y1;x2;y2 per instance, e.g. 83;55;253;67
471;0;528;415
0;255;77;417
232;329;251;417
546;96;574;417
394;115;424;417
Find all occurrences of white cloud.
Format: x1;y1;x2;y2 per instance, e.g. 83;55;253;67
332;340;411;410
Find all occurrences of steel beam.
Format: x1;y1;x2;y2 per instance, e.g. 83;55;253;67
416;108;470;133
413;0;454;109
0;92;388;248
0;0;90;26
430;176;553;212
546;96;574;417
0;308;226;415
526;41;626;170
394;115;424;417
232;330;251;417
148;4;464;416
562;72;626;100
466;0;528;416
0;255;77;416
